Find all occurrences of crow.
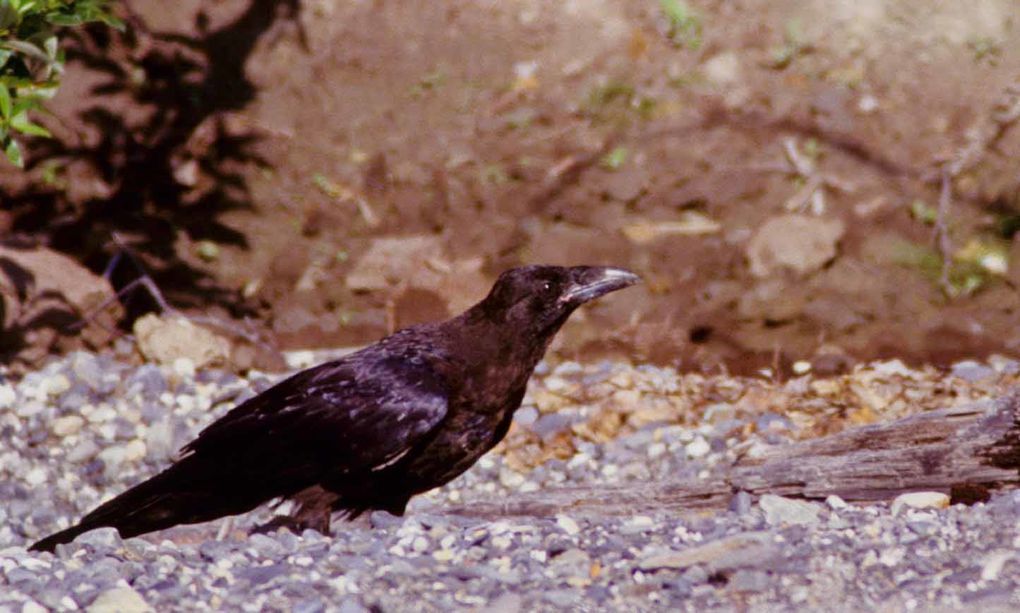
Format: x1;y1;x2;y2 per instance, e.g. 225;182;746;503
30;265;639;552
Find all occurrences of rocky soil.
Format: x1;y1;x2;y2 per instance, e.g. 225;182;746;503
3;351;1020;611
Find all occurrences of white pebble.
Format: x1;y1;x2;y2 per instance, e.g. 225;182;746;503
879;547;905;567
685;437;711;458
556;514;580;536
42;374;71;396
22;601;48;613
0;384;15;409
891;492;949;516
825;495;848;509
432;549;454;562
172;357;196;378
24;467;48;487
499;467;525;488
980;551;1014;582
123;439;147;463
792;360;812;375
86;405;117;424
52;415;85;437
176;395;196;413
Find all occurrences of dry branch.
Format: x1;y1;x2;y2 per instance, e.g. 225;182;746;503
449;394;1020;519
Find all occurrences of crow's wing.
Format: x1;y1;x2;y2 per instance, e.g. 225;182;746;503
181;351;450;482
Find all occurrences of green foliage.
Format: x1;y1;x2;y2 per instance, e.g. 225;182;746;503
600;146;628;171
659;0;702;49
769;19;809;69
910;199;938;225
891;238;1006;298
0;0;121;167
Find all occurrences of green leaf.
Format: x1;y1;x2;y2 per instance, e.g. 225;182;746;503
601;146;629;170
46;13;83;27
4;137;23;167
10;111;50;137
0;82;10;119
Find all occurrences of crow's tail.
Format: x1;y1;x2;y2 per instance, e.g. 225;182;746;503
29;461;263;553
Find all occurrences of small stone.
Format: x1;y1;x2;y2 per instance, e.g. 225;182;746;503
746;214;845;277
703;52;741;85
891;492;950;516
556;515;580;536
532;413;574;441
0;384;17;408
370;510;404;529
411;536;430;553
433;549;455;562
41;374;72;397
871;359;913;378
637;531;776;573
879;547;905;567
550;548;590;577
337;600;370;613
514;406;539;427
619;515;655;535
791;360;812;375
858;94;879;113
98;446;127;477
499;467;525;488
980;551;1014;582
729;491;753;515
122;439;147;463
172;357;196;379
950;360;996;382
69;351;107;390
21;601;48;613
729;569;770;592
907;520;938;536
759;494;821;526
67;439;99;463
825;495;848;510
125;365;167;399
24;467;48;487
482;592;522;613
702;403;735;423
293;599;325;613
77;527;123;550
684;437;710;458
87;586;152;613
86;405;117;424
145;419;176;462
134;314;230;370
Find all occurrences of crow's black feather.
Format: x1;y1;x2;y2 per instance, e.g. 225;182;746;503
30;265;638;552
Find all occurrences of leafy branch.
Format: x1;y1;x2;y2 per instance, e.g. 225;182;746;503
0;0;121;167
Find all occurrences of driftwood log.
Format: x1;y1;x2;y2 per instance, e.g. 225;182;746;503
450;394;1020;519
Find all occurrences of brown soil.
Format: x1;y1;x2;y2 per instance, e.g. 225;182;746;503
6;0;1020;374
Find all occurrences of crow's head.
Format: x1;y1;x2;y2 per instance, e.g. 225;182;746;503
477;265;640;335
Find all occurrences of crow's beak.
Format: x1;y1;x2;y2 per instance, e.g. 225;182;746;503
561;267;641;305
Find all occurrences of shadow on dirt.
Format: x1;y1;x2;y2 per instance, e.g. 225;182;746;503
6;0;303;319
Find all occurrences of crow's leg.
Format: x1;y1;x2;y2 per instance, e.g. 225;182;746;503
251;486;337;535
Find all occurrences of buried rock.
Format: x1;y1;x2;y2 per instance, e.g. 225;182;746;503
0;241;122;366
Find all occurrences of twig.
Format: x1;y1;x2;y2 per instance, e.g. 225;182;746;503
935;170;954;294
73;232;277;356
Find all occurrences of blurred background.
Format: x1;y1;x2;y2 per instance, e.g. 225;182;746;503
4;0;1020;375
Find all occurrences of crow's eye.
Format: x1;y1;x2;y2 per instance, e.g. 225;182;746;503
541;282;552;293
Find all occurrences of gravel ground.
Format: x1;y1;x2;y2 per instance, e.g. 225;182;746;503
2;351;1020;611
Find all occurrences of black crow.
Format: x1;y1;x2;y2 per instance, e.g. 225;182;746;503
30;265;639;552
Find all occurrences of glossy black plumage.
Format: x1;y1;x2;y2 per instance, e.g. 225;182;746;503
30;265;639;552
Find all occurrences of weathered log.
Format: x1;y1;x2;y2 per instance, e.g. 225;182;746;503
448;394;1020;519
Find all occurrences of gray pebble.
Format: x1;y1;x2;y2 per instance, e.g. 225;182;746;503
729;569;771;592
